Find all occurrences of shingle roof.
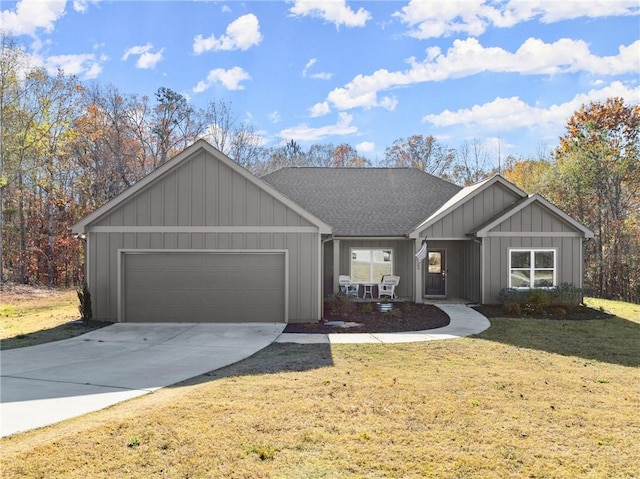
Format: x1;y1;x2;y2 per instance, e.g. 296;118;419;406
262;167;461;236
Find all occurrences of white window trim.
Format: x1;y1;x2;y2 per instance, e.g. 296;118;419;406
508;248;557;289
349;247;394;283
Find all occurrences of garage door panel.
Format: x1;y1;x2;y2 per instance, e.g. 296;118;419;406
124;252;285;323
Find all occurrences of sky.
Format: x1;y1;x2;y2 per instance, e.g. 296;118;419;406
2;0;639;165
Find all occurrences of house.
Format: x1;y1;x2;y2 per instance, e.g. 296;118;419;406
73;140;594;323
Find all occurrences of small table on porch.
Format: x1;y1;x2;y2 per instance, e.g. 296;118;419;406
358;283;377;299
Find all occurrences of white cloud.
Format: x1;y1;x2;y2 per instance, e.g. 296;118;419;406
302;57;333;80
394;0;640;39
122;43;164;69
268;111;281;124
45;53;105;79
356;141;375;153
278;112;358;142
193;67;251;92
0;0;66;35
422;81;640;132
193;14;263;54
73;0;98;13
309;101;331;117
302;58;317;77
289;0;371;28
324;37;640;111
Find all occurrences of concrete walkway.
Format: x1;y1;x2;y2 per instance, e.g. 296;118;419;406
0;323;285;437
276;304;490;344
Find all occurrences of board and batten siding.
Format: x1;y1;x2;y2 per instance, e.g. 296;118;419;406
420;183;521;239
84;148;322;323
337;239;414;299
481;201;586;303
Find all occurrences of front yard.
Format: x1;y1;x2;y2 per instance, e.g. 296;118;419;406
1;295;638;478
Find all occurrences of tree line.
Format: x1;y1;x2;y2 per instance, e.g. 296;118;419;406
1;37;638;302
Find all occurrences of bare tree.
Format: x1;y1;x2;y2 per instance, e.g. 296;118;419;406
382;134;454;177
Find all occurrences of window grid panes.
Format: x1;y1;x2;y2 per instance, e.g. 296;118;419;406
509;249;556;289
350;249;393;283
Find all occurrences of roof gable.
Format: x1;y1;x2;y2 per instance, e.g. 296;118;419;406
474;194;595;238
409;175;527;238
72;140;332;234
262;167;461;236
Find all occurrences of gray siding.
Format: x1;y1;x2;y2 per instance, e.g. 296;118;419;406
87;232;320;323
482;236;584;304
85;149;321;323
482;201;587;303
421;183;521;238
492;202;577;233
334;239;414;299
460;240;481;303
95;150;313;228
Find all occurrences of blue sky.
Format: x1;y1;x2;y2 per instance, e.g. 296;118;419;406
3;0;639;165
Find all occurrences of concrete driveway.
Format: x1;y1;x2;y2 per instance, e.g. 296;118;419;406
0;322;285;437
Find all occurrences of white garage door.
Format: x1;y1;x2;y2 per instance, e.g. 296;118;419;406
123;252;286;323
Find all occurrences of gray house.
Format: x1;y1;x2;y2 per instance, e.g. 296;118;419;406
73;140;594;323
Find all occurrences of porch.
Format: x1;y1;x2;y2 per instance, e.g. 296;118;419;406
323;238;481;304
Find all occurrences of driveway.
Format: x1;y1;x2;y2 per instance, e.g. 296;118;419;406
0;323;285;437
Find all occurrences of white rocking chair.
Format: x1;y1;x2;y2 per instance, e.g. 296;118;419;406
338;275;359;298
378;275;399;299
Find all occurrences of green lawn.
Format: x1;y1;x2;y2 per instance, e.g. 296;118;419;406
1;296;638;478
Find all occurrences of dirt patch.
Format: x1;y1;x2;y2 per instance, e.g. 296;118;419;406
284;302;450;334
474;304;613;320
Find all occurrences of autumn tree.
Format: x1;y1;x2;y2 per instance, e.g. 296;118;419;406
502;156;553;194
552;98;640;302
331;143;370;167
382;134;454;177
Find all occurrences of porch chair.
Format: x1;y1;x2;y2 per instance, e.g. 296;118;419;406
378;275;400;299
338;275;359;298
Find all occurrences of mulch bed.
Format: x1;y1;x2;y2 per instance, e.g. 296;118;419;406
283;302;450;334
474;304;613;320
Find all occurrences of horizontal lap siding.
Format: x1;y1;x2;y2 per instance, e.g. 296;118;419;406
86;149;320;323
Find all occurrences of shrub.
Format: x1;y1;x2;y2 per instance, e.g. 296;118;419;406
525;289;551;313
325;293;356;319
498;283;583;313
361;303;374;314
552;282;583;306
77;281;92;324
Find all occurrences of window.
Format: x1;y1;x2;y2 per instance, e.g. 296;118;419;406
509;249;556;288
350;248;393;283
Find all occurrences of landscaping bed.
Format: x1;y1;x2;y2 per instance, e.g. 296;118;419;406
283;301;450;333
474;303;613;320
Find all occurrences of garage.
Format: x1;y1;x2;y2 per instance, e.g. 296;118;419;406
122;251;286;323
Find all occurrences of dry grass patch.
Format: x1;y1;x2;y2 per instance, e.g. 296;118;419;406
1;298;639;478
0;287;105;350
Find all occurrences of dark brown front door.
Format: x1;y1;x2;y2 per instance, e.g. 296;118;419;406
425;250;446;296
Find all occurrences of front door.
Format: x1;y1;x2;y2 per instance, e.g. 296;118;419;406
425;250;446;296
